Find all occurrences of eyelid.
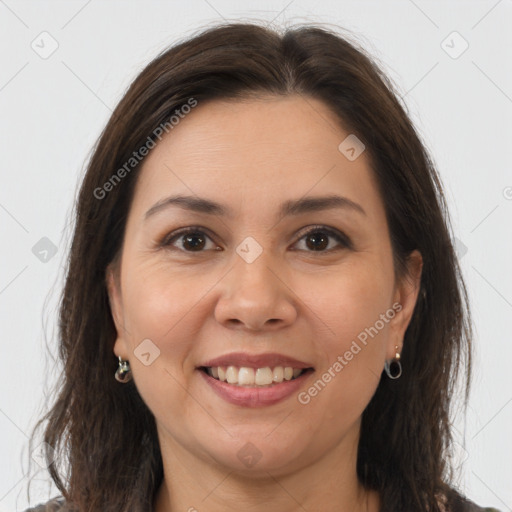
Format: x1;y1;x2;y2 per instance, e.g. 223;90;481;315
160;225;219;249
294;224;353;251
160;224;352;252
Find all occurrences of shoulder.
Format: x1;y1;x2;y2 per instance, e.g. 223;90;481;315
21;496;67;512
21;495;502;512
467;505;502;512
438;491;502;512
454;497;502;512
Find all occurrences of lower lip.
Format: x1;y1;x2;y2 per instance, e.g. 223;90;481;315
198;368;314;408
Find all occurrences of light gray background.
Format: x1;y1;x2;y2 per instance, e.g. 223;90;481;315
1;1;511;511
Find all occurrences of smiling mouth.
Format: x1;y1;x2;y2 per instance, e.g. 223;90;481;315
199;365;315;387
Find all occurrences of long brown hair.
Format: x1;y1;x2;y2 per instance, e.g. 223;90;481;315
28;21;473;512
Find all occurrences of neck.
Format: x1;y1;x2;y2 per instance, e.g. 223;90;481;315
152;429;380;512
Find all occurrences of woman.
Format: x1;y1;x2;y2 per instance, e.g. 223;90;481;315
24;21;501;512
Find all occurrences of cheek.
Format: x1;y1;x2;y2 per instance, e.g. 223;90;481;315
305;260;392;409
122;257;215;339
118;259;217;402
119;262;212;422
319;258;393;345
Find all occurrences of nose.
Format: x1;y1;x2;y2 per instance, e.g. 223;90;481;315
214;251;298;332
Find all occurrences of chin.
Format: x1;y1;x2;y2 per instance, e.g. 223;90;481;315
202;436;306;476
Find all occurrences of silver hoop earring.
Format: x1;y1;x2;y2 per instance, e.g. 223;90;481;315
384;346;402;379
115;356;132;383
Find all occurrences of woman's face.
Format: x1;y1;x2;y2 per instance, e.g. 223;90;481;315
107;95;422;476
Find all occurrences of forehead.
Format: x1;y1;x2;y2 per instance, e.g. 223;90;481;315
129;95;383;222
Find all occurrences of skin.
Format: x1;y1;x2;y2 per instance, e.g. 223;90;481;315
107;95;423;512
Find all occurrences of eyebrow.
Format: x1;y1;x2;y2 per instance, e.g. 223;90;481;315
144;193;366;220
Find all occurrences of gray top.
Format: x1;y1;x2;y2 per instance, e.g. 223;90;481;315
22;496;502;512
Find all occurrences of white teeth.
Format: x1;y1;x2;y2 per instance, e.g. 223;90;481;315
204;365;307;386
273;366;283;382
238;367;255;386
255;367;273;386
226;366;238;384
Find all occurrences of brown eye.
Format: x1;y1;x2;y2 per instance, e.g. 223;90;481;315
305;231;329;251
161;225;351;255
295;226;352;253
181;232;207;251
162;228;218;252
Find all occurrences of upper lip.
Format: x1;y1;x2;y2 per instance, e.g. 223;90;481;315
199;352;314;369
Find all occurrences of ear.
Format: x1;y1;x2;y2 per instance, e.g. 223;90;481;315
387;250;423;359
106;263;129;359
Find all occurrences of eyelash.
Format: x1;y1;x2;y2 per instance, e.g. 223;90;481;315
159;225;352;254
